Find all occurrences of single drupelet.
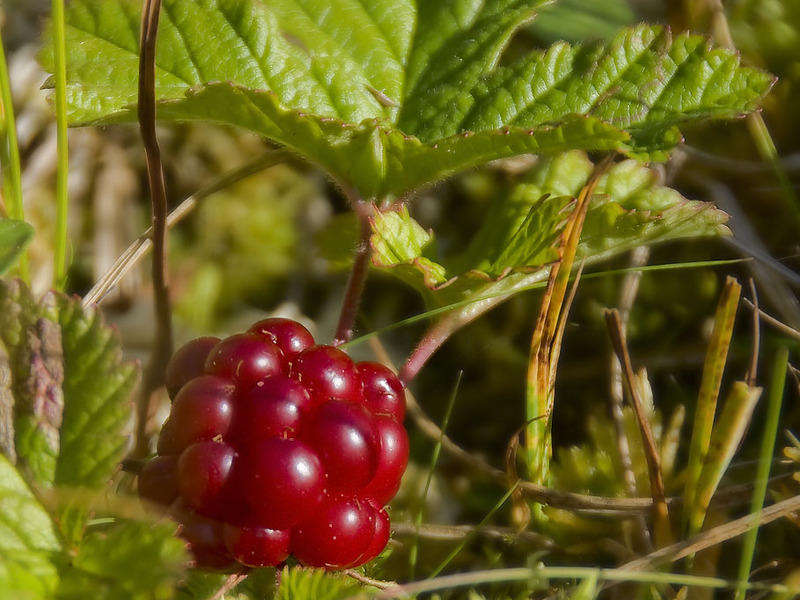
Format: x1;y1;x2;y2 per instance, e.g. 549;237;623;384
138;318;408;570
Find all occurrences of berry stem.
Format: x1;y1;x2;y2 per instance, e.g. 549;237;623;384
333;198;373;346
134;0;173;458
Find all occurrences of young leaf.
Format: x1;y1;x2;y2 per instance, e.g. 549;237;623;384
58;519;187;600
370;151;730;311
0;220;34;276
54;295;138;488
370;205;449;292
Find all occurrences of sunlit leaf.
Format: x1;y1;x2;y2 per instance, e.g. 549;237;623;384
47;1;771;196
54;295;139;488
58;520;186;600
370;152;729;311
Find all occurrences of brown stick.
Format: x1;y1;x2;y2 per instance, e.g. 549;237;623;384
134;0;172;458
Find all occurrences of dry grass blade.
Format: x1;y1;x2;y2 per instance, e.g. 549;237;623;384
209;572;249;600
525;155;614;496
620;493;800;572
605;308;672;548
684;277;742;536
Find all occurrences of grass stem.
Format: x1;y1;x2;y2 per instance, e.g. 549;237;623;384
52;0;70;290
0;27;28;281
409;371;462;581
734;347;788;600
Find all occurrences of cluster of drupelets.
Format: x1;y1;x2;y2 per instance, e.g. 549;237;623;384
138;318;408;570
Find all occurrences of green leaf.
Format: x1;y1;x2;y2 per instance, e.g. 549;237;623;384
0;281;62;487
0;454;61;599
58;520;186;600
398;0;548;137
45;0;410;124
0;221;34;277
457;25;774;156
0;550;60;600
50;1;771;197
0;453;61;553
528;0;635;44
0;279;138;489
151;86;626;198
54;295;139;488
275;565;373;600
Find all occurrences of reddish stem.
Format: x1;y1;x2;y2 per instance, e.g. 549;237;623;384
134;0;173;458
333;200;373;346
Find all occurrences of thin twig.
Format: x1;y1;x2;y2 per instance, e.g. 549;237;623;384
344;570;395;590
741;298;800;343
135;0;171;459
605;309;671;547
608;246;652;553
209;572;248;600
391;521;552;547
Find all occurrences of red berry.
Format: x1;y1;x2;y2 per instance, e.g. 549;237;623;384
170;376;235;451
303;400;379;494
356;362;406;421
138;455;179;511
291;496;375;569
156;419;181;456
361;416;409;505
156;323;407;571
172;502;235;570
238;438;325;529
165;337;221;400
229;375;313;442
292;345;361;403
223;524;290;567
248;318;315;358
204;333;286;389
177;441;236;516
355;503;391;566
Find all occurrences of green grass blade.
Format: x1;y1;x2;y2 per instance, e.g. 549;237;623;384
734;347;788;600
0;28;28;281
428;481;520;579
409;371;462;581
683;277;741;536
52;0;70;290
342;258;749;350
